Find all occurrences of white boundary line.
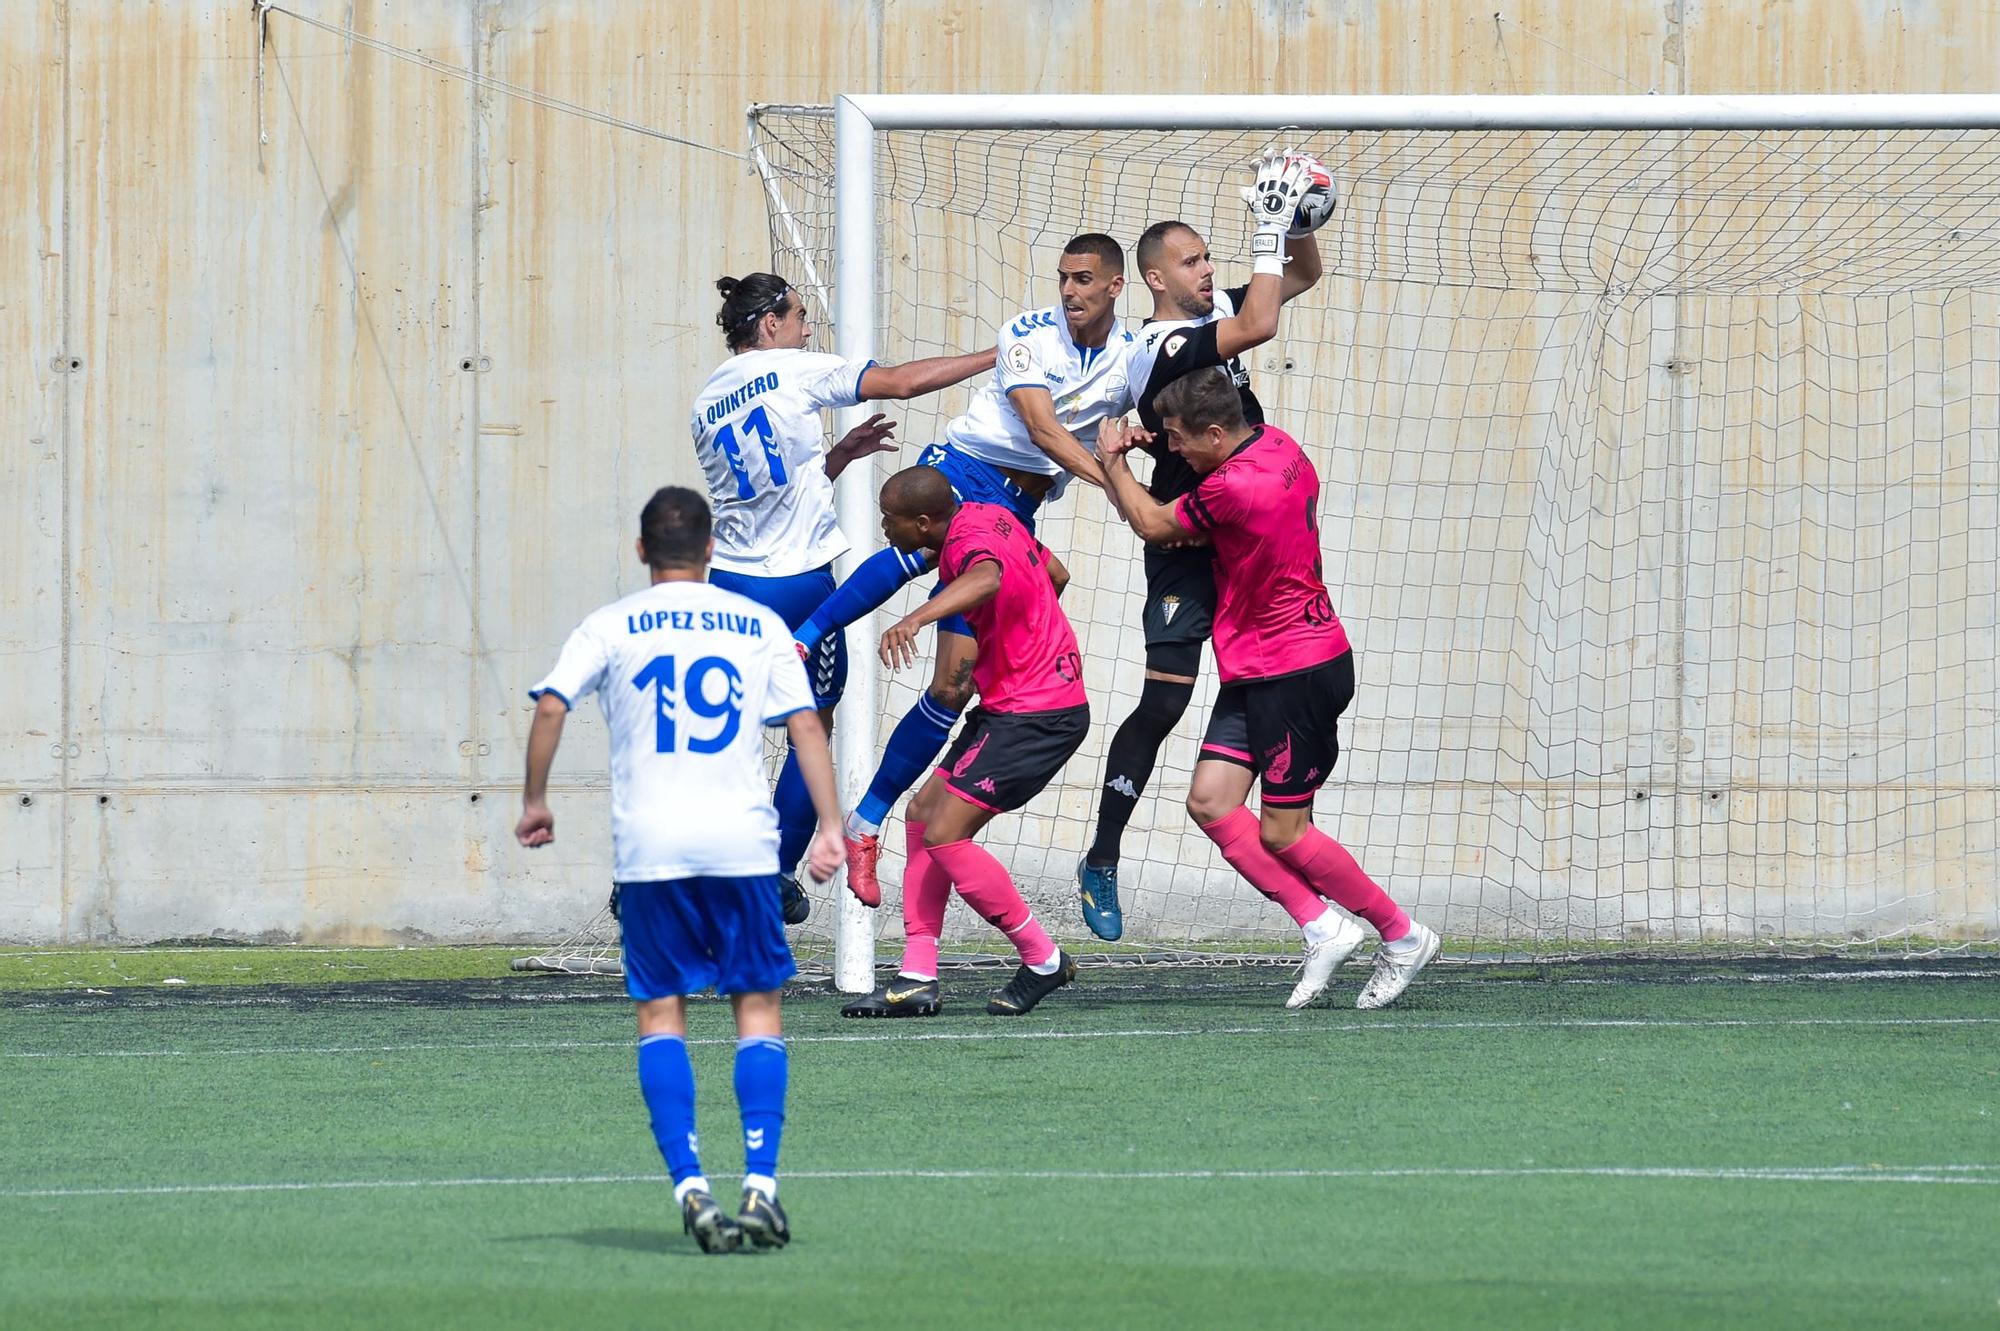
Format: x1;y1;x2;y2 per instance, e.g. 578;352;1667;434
4;1015;1995;1060
6;1164;1997;1201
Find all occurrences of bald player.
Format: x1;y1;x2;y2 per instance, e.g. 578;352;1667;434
840;465;1089;1019
1077;151;1329;941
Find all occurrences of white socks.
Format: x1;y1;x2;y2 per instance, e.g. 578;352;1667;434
743;1172;777;1199
673;1175;710;1205
1301;908;1344;946
1382;926;1428;956
846;809;881;839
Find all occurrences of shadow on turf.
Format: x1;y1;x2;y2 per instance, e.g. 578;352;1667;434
497;1228;783;1259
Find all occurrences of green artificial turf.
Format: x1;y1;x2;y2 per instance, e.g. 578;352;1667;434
0;945;533;991
1;966;1995;1329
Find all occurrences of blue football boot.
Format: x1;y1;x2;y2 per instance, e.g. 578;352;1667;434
1077;857;1124;941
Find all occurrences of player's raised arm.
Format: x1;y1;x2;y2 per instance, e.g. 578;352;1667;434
858;346;998;401
1210;152;1330;360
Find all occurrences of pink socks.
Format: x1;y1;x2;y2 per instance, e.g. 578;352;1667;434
1274;825;1410;941
898;821;946;980
928;838;1057;967
1199;807;1326;927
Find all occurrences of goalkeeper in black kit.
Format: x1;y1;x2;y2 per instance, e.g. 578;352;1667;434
1076;149;1333;939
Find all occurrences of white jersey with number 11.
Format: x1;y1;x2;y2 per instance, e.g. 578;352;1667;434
689;348;874;578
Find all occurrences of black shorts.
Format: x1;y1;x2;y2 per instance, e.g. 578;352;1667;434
938;704;1091;813
1143;545;1216;648
1199;654;1355;806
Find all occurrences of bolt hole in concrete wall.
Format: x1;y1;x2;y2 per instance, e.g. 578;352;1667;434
97;795;109;806
469;793;481;804
18;796;30;808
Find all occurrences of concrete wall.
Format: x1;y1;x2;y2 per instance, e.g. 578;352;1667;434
4;0;1997;946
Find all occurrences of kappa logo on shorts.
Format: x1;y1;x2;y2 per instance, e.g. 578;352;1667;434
977;778;998;794
1159;594;1181;626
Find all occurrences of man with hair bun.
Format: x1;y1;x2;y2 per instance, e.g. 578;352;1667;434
692;274;994;923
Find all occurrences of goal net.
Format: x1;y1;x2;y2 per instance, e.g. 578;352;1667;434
716;98;2000;973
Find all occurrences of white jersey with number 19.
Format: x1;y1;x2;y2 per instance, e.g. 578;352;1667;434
689;348;874;578
530;581;816;883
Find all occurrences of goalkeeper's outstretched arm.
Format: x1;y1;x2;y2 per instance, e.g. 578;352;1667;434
1213;153;1328;361
859;347;997;401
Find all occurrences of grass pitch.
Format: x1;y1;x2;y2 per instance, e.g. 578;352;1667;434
1;954;1995;1329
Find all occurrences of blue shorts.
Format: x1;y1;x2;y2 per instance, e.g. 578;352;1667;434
616;875;798;1000
917;442;1043;529
708;563;845;708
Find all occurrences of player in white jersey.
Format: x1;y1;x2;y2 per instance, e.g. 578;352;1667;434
692;273;995;923
517;486;844;1254
788;234;1138;904
1077;152;1330;940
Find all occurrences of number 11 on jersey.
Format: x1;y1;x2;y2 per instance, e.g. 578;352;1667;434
711;405;785;499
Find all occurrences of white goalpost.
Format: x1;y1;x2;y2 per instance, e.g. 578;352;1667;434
732;94;2000;993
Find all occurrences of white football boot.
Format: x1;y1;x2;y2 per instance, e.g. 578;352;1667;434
1285;912;1366;1009
1355;922;1441;1011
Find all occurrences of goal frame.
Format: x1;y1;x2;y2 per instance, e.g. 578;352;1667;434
810;93;2000;992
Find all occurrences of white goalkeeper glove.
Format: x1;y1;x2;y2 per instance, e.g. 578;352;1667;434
1241;151;1320;275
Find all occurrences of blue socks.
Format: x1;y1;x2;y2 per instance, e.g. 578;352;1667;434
773;748;815;873
638;1031;790;1199
855;692;961;830
794;545;930;653
734;1036;788;1188
637;1034;703;1196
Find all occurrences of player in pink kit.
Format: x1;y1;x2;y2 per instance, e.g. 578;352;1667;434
1099;367;1440;1010
841;465;1087;1019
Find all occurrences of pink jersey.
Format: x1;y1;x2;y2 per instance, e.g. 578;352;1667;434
937;502;1087;713
1174;424;1350;683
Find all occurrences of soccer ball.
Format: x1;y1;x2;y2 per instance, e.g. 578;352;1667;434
1289;165;1337;237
